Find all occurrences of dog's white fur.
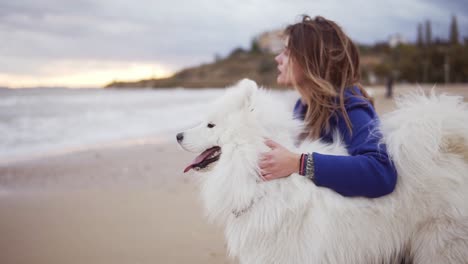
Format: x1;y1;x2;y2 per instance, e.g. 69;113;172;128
179;79;468;264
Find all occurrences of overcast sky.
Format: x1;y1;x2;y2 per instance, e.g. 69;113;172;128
1;0;467;88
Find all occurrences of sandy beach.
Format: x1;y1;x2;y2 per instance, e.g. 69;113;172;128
0;85;467;264
0;140;234;264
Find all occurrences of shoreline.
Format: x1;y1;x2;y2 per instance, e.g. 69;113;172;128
1;133;174;166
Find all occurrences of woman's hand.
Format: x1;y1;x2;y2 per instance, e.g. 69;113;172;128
259;139;301;181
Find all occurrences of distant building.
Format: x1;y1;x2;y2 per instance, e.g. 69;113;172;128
256;29;284;53
388;33;407;48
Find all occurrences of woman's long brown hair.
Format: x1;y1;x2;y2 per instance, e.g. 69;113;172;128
285;15;372;140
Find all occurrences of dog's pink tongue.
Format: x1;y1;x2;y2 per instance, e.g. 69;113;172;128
183;147;217;173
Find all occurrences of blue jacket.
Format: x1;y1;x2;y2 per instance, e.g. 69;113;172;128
293;87;397;198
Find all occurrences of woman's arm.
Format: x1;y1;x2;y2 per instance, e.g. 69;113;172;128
260;101;398;198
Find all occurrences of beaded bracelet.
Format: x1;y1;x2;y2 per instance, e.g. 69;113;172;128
299;152;315;182
305;153;315;181
299;153;307;175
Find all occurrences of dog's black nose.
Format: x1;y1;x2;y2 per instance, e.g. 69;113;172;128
176;132;184;142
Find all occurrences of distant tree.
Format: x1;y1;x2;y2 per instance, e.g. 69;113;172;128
250;38;262;54
374;62;392;80
258;57;276;73
417;23;424;47
371;42;391;54
463;45;468;81
214;53;222;62
449;15;460;46
393;44;420;82
447;36;468;82
358;44;372;55
229;47;247;58
425;20;432;46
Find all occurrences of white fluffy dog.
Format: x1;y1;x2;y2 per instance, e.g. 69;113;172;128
177;79;468;264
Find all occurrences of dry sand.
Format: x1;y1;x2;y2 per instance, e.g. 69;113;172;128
0;85;466;264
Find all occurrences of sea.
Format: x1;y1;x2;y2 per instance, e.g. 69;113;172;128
0;87;298;163
0;87;226;162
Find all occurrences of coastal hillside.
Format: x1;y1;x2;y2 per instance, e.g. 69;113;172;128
106;28;468;89
105;49;281;89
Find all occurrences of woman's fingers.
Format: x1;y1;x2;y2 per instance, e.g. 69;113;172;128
259;150;276;180
258;169;270;181
265;139;280;149
259;152;273;160
259;154;274;168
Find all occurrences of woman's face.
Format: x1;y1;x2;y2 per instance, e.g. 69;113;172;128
275;39;303;86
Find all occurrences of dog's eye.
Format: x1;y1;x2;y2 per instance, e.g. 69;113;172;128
207;123;215;128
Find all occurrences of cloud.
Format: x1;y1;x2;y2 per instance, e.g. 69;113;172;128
0;0;466;87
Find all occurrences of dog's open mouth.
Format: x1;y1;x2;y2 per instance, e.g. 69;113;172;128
184;146;221;173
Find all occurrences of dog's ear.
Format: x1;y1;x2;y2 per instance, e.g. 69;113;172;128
236;79;257;111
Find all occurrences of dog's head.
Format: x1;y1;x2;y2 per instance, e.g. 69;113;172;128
177;79;297;173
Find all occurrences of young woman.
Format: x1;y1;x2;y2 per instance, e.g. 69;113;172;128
259;15;397;198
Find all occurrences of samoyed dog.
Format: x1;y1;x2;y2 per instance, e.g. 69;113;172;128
177;79;468;264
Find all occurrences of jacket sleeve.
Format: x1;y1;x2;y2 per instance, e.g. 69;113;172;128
311;102;398;198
